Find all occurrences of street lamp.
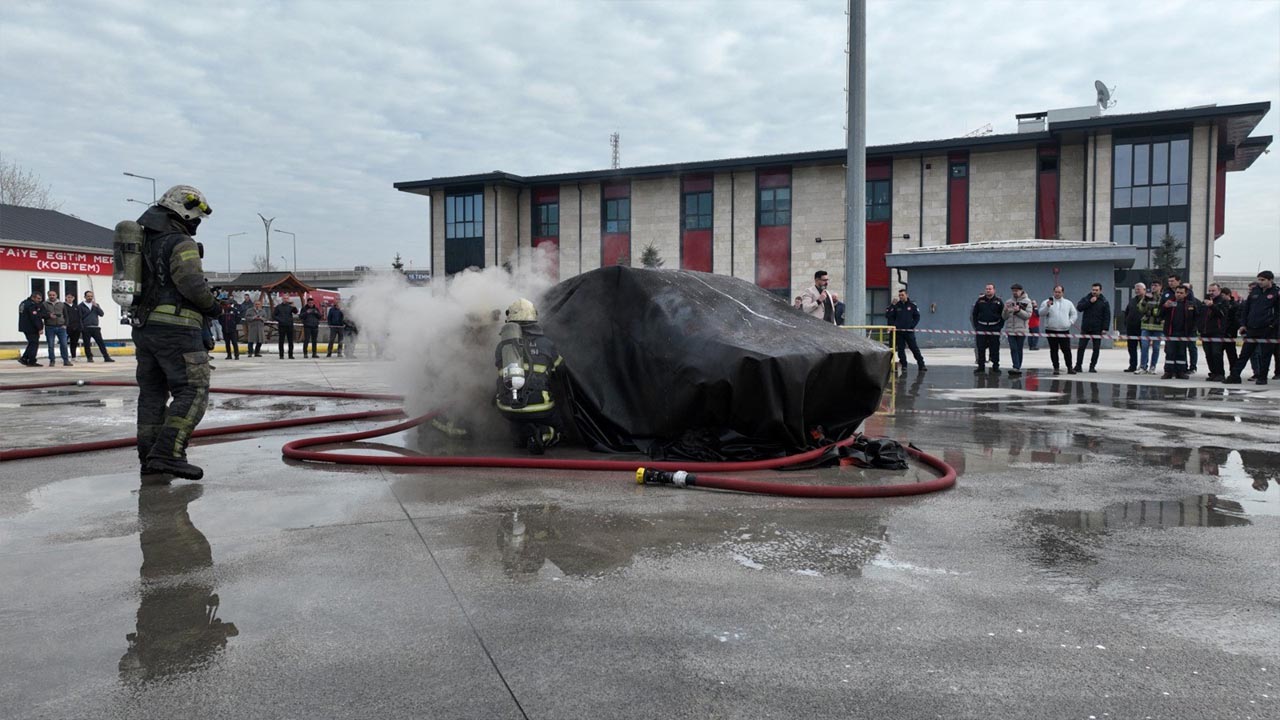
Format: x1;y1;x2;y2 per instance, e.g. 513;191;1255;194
125;198;149;206
279;256;289;273
258;214;275;272
122;172;156;203
274;229;296;271
226;232;246;274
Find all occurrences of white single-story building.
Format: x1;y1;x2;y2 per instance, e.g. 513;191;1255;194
1;203;130;345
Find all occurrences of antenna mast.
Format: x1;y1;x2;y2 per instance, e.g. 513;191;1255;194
610;132;620;169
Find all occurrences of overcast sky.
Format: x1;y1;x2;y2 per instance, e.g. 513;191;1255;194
2;0;1277;275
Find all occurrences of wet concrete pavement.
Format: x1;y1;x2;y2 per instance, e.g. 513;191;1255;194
1;349;1278;719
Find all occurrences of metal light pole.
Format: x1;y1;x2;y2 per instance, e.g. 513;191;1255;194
226;232;246;273
274;229;296;271
258;214;275;272
123;172;156;203
125;198;149;207
843;0;867;326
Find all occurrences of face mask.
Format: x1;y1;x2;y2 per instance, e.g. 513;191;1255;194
183;217;202;235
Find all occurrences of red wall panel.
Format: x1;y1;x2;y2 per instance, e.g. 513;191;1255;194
602;234;630;266
1215;160;1226;239
681;229;712;272
866;222;890;287
1036;171;1058;239
756;225;790;291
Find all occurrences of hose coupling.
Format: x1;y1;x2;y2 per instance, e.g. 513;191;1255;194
636;467;695;488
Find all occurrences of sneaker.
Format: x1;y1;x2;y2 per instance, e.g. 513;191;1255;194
1008;369;1022;377
104;357;115;362
142;456;204;480
1223;376;1242;385
63;360;73;366
1123;367;1136;373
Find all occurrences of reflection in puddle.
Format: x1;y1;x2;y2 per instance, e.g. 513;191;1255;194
488;504;889;580
1030;495;1250;532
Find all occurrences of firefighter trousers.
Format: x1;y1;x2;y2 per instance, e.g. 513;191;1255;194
132;324;211;463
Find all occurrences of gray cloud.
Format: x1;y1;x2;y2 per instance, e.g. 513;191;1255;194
1;0;1275;273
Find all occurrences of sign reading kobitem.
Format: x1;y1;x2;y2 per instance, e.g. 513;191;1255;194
1;245;114;275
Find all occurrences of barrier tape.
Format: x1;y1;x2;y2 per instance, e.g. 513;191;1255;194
892;328;1280;344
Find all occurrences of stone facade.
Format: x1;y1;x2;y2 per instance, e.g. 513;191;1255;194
1082;132;1113;245
1189;124;1216;290
969;148;1037;242
631;177;680;268
921;155;949;247
790;165;846;300
732;171;756;282
579;183;602;271
430;189;445;276
711;171;735;277
1058;141;1086;242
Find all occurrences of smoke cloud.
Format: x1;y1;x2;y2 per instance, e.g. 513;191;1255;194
347;247;558;445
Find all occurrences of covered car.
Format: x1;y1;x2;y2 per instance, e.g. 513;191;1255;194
539;267;892;460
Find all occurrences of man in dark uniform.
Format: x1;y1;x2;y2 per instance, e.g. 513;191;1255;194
495;298;564;454
1225;271;1279;385
1074;282;1111;373
970;283;1004;373
885;288;926;373
17;290;45;367
132;185;219;482
272;299;298;359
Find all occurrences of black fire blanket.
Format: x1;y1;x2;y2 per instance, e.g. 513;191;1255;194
540;267;892;461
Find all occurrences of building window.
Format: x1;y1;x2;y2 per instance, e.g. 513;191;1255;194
758;187;791;226
534;200;559;237
1112;137;1189;211
683;191;712;230
949;162;968;178
866;180;891;222
604;197;630;234
445;192;483;239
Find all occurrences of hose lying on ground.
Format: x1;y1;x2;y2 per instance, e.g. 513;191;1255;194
0;380;956;498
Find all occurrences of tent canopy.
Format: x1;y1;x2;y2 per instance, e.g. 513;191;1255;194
218;272;316;294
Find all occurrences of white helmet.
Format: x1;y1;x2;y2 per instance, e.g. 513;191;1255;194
157;185;213;221
506;298;537;323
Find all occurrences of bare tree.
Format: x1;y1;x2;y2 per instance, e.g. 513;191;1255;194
0;153;62;210
251;255;273;272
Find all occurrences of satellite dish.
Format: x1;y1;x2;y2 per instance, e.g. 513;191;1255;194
1095;80;1116;110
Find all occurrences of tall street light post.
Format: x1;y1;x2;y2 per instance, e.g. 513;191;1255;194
125;198;149;207
226;232;246;274
122;172;156;203
274;229;296;271
258;214;275;272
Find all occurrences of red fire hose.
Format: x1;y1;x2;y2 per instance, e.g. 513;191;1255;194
1;380;956;498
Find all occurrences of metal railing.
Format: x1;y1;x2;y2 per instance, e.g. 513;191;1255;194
841;324;897;415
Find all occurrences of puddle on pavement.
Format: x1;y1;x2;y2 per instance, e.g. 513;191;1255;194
465;504;890;580
118;484;238;685
1029;494;1251;532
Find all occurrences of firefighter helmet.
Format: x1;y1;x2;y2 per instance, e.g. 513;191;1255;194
505;298;537;323
157;185;213;221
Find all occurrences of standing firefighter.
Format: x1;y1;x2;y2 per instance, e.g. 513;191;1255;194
495;298;563;454
131;186;219;482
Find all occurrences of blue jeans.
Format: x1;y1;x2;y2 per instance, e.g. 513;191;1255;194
45;326;69;362
1008;333;1025;369
1140;330;1163;369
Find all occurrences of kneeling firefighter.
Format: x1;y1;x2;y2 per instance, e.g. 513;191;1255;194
495;298;563;454
120;185;220;482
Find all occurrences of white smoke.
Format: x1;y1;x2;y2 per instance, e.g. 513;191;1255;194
346;247;559;444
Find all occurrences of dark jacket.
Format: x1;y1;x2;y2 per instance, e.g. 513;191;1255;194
1075;294;1112;333
300;303;322;329
1122;295;1146;332
1238;284;1279;335
1196;295;1230;338
65;301;82;331
136;206;217;320
272;302;298;326
1162;297;1199;337
971;295;1004;330
327;307;345;327
219;304;242;335
19;297;45;334
78;301;105;328
885;300;920;330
